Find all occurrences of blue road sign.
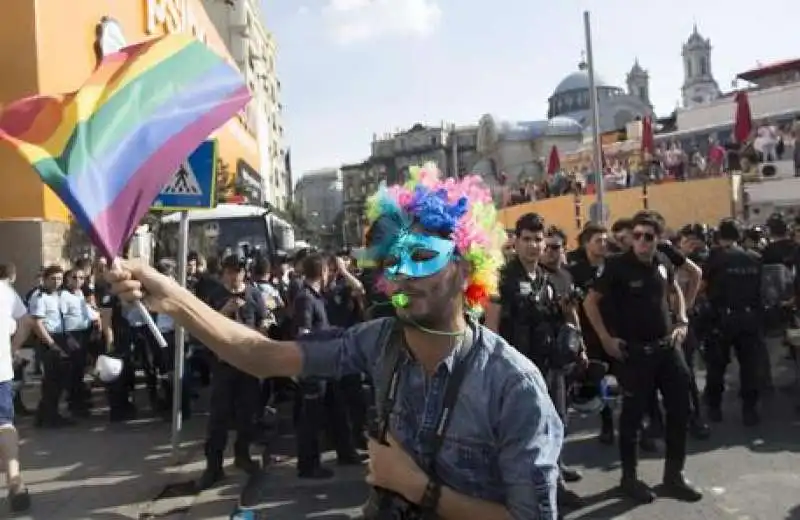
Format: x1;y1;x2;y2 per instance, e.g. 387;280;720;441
151;140;218;211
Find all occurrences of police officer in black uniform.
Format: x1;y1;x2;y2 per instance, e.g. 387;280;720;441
758;213;795;391
583;210;702;504
489;213;584;508
567;223;616;442
703;218;763;426
199;255;268;489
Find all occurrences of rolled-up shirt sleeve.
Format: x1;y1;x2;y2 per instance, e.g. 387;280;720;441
298;318;393;379
498;369;564;520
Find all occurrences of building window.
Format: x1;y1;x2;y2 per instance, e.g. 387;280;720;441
699;57;708;76
686;59;692;78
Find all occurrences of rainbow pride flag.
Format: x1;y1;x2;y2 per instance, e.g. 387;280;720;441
0;34;250;258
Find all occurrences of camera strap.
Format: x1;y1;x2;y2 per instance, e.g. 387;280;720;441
377;323;478;476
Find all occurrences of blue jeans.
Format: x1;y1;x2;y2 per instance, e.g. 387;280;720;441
0;380;14;426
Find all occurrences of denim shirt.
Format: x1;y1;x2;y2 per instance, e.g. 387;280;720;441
299;318;563;520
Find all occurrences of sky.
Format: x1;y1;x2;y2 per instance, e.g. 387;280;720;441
260;0;798;178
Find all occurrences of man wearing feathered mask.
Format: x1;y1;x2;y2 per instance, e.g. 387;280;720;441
106;163;564;520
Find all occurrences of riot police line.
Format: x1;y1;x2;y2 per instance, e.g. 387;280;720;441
486;208;800;509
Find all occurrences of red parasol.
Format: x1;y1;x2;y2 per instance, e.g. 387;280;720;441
641;116;654;156
733;91;753;144
546;145;561;176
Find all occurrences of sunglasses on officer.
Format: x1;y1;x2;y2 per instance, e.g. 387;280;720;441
632;230;656;242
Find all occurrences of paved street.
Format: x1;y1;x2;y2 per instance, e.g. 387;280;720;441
3;343;800;520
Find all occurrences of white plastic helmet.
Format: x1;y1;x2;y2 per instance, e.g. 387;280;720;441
95;355;123;383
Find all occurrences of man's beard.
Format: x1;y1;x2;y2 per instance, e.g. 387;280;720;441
402;273;463;329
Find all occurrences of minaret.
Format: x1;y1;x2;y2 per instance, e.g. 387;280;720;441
681;24;721;108
626;58;651;107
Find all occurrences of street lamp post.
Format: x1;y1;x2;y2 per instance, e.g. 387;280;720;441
584;11;606;225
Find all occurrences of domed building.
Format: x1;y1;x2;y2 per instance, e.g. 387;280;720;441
548;58;654;133
466;57;655;205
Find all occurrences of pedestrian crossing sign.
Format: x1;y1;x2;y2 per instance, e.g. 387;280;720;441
152;140;218;211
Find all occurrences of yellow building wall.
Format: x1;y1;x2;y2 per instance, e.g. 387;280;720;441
498;177;734;246
0;0;256;223
0;1;46;219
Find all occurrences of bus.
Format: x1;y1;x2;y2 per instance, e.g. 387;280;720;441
157;203;295;261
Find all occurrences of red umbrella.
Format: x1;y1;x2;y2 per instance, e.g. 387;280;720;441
734;91;753;144
641;116;654;156
546;145;560;176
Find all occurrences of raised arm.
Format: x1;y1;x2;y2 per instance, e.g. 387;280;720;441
106;260;381;380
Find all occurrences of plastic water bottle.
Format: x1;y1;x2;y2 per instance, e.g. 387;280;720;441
230;508;256;520
600;375;614;408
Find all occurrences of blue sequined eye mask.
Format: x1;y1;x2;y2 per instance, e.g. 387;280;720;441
382;231;456;279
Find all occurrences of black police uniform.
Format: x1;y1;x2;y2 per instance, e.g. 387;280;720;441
324;274;368;449
703;244;763;424
496;257;565;372
592;250;697;501
101;293;138;422
567;248;606;361
568;249;618;442
293;282;361;478
203;283;265;482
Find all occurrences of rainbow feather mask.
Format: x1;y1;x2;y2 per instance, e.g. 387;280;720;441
364;163;505;312
0;34;251;258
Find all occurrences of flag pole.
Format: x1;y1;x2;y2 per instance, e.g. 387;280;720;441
584;11;606;224
170;194;191;463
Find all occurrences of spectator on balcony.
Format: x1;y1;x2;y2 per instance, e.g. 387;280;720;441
664;141;687;181
689;148;707;178
755;120;778;162
707;137;726;176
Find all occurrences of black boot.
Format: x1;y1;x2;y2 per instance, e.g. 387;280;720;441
13;392;33;417
599;407;615;445
662;470;703;502
234;454;260;475
198;454;226;490
689;415;711;440
620;471;656;504
8;486;31;513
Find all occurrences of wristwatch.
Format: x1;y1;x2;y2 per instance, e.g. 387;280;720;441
419;479;442;513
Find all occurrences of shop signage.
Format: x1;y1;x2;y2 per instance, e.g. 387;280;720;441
145;0;208;44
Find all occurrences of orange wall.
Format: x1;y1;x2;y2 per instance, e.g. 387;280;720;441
0;0;252;222
498;177;734;246
0;1;46;219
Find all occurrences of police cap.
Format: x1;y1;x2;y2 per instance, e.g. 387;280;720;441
717;218;742;242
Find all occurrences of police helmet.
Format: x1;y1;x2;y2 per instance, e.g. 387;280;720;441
570;361;614;415
717;218;742;242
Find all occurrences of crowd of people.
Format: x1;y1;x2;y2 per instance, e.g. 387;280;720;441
507;116;800;207
3;162;800;518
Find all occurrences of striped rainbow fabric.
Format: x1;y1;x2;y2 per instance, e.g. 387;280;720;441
0;34;251;257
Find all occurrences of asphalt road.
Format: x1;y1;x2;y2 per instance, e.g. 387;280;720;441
216;349;800;520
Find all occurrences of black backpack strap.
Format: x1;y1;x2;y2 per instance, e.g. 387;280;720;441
373;318;401;421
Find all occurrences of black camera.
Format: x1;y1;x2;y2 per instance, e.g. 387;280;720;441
549;322;584;369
